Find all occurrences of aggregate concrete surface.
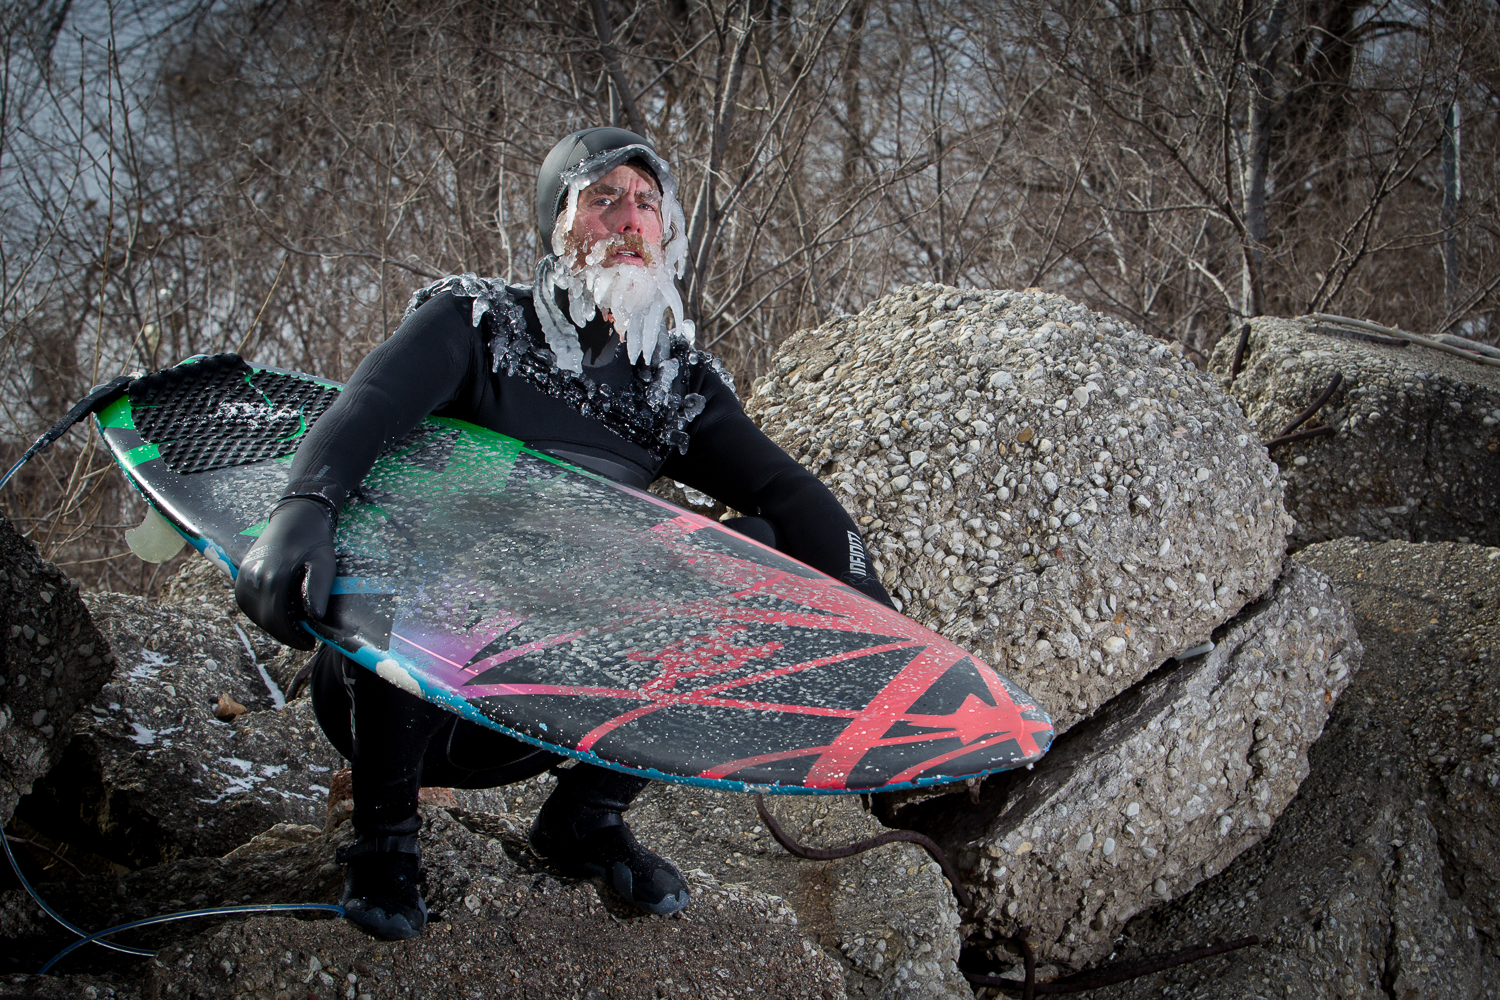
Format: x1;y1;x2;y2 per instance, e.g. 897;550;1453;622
0;516;114;826
21;592;342;866
4;802;846;1000
1209;316;1500;547
749;284;1290;735
1047;540;1500;999
457;774;969;999
906;562;1359;968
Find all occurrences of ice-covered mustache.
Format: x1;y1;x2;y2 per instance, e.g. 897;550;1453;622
583;232;656;268
570;248;675;365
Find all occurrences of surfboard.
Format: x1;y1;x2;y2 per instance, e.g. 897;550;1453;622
96;354;1053;793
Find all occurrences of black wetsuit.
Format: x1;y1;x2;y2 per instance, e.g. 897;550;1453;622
296;276;889;839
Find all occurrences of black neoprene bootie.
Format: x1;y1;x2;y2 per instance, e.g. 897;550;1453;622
529;766;689;915
335;834;427;940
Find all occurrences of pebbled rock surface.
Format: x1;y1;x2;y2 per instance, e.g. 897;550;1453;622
0;516;114;826
624;784;966;999
18;593;342;867
4;804;845;1000
748;284;1291;733
0;972;140;998
1074;539;1500;999
456;773;969;999
1208;316;1500;548
908;561;1358;969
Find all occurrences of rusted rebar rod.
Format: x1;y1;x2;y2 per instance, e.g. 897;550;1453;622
1229;323;1252;379
1269;372;1342;443
968;935;1260;995
1266;425;1336;448
1307;313;1500;369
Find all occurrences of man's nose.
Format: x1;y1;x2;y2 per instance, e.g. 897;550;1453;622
610;200;647;233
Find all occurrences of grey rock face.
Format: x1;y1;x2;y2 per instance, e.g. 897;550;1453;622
1298;539;1500;972
0;973;139;999
4;804;846;999
0;517;114;826
21;592;342;866
1082;539;1500;998
146;906;843;1000
748;284;1291;733
161;549;241;618
1208;317;1500;547
913;562;1358;969
633;784;968;999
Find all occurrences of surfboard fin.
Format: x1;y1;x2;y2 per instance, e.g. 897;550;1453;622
125;506;188;563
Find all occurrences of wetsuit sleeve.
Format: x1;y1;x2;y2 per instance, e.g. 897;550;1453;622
283;292;486;509
660;371;894;608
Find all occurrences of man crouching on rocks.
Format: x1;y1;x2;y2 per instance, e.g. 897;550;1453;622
234;126;893;939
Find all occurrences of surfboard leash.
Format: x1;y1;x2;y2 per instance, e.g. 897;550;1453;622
2;820;344;973
752;794;1260;997
0;374;137;491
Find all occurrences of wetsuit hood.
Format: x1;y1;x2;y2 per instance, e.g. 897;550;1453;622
537;127;671;251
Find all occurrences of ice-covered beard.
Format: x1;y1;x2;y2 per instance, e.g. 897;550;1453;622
567;233;681;366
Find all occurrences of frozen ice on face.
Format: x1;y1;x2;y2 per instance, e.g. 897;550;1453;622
539;145;695;371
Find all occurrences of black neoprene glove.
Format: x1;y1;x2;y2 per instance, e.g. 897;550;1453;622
234;496;337;650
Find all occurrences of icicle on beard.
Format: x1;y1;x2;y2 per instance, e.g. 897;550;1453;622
541;180;695;371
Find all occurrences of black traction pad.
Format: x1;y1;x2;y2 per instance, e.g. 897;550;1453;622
128;354;340;475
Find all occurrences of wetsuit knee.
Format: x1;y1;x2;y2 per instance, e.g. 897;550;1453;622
311;643;562;788
722;515;779;550
440;721;563;787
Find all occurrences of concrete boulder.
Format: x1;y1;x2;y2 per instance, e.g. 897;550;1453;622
161;553;315;696
0;517;113;826
901;561;1358;969
747;284;1291;732
624;785;967;1000
20;593;342;866
1208;316;1500;547
1083;538;1500;998
1296;539;1500;971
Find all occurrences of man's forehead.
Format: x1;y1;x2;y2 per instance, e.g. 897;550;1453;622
583;165;661;198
